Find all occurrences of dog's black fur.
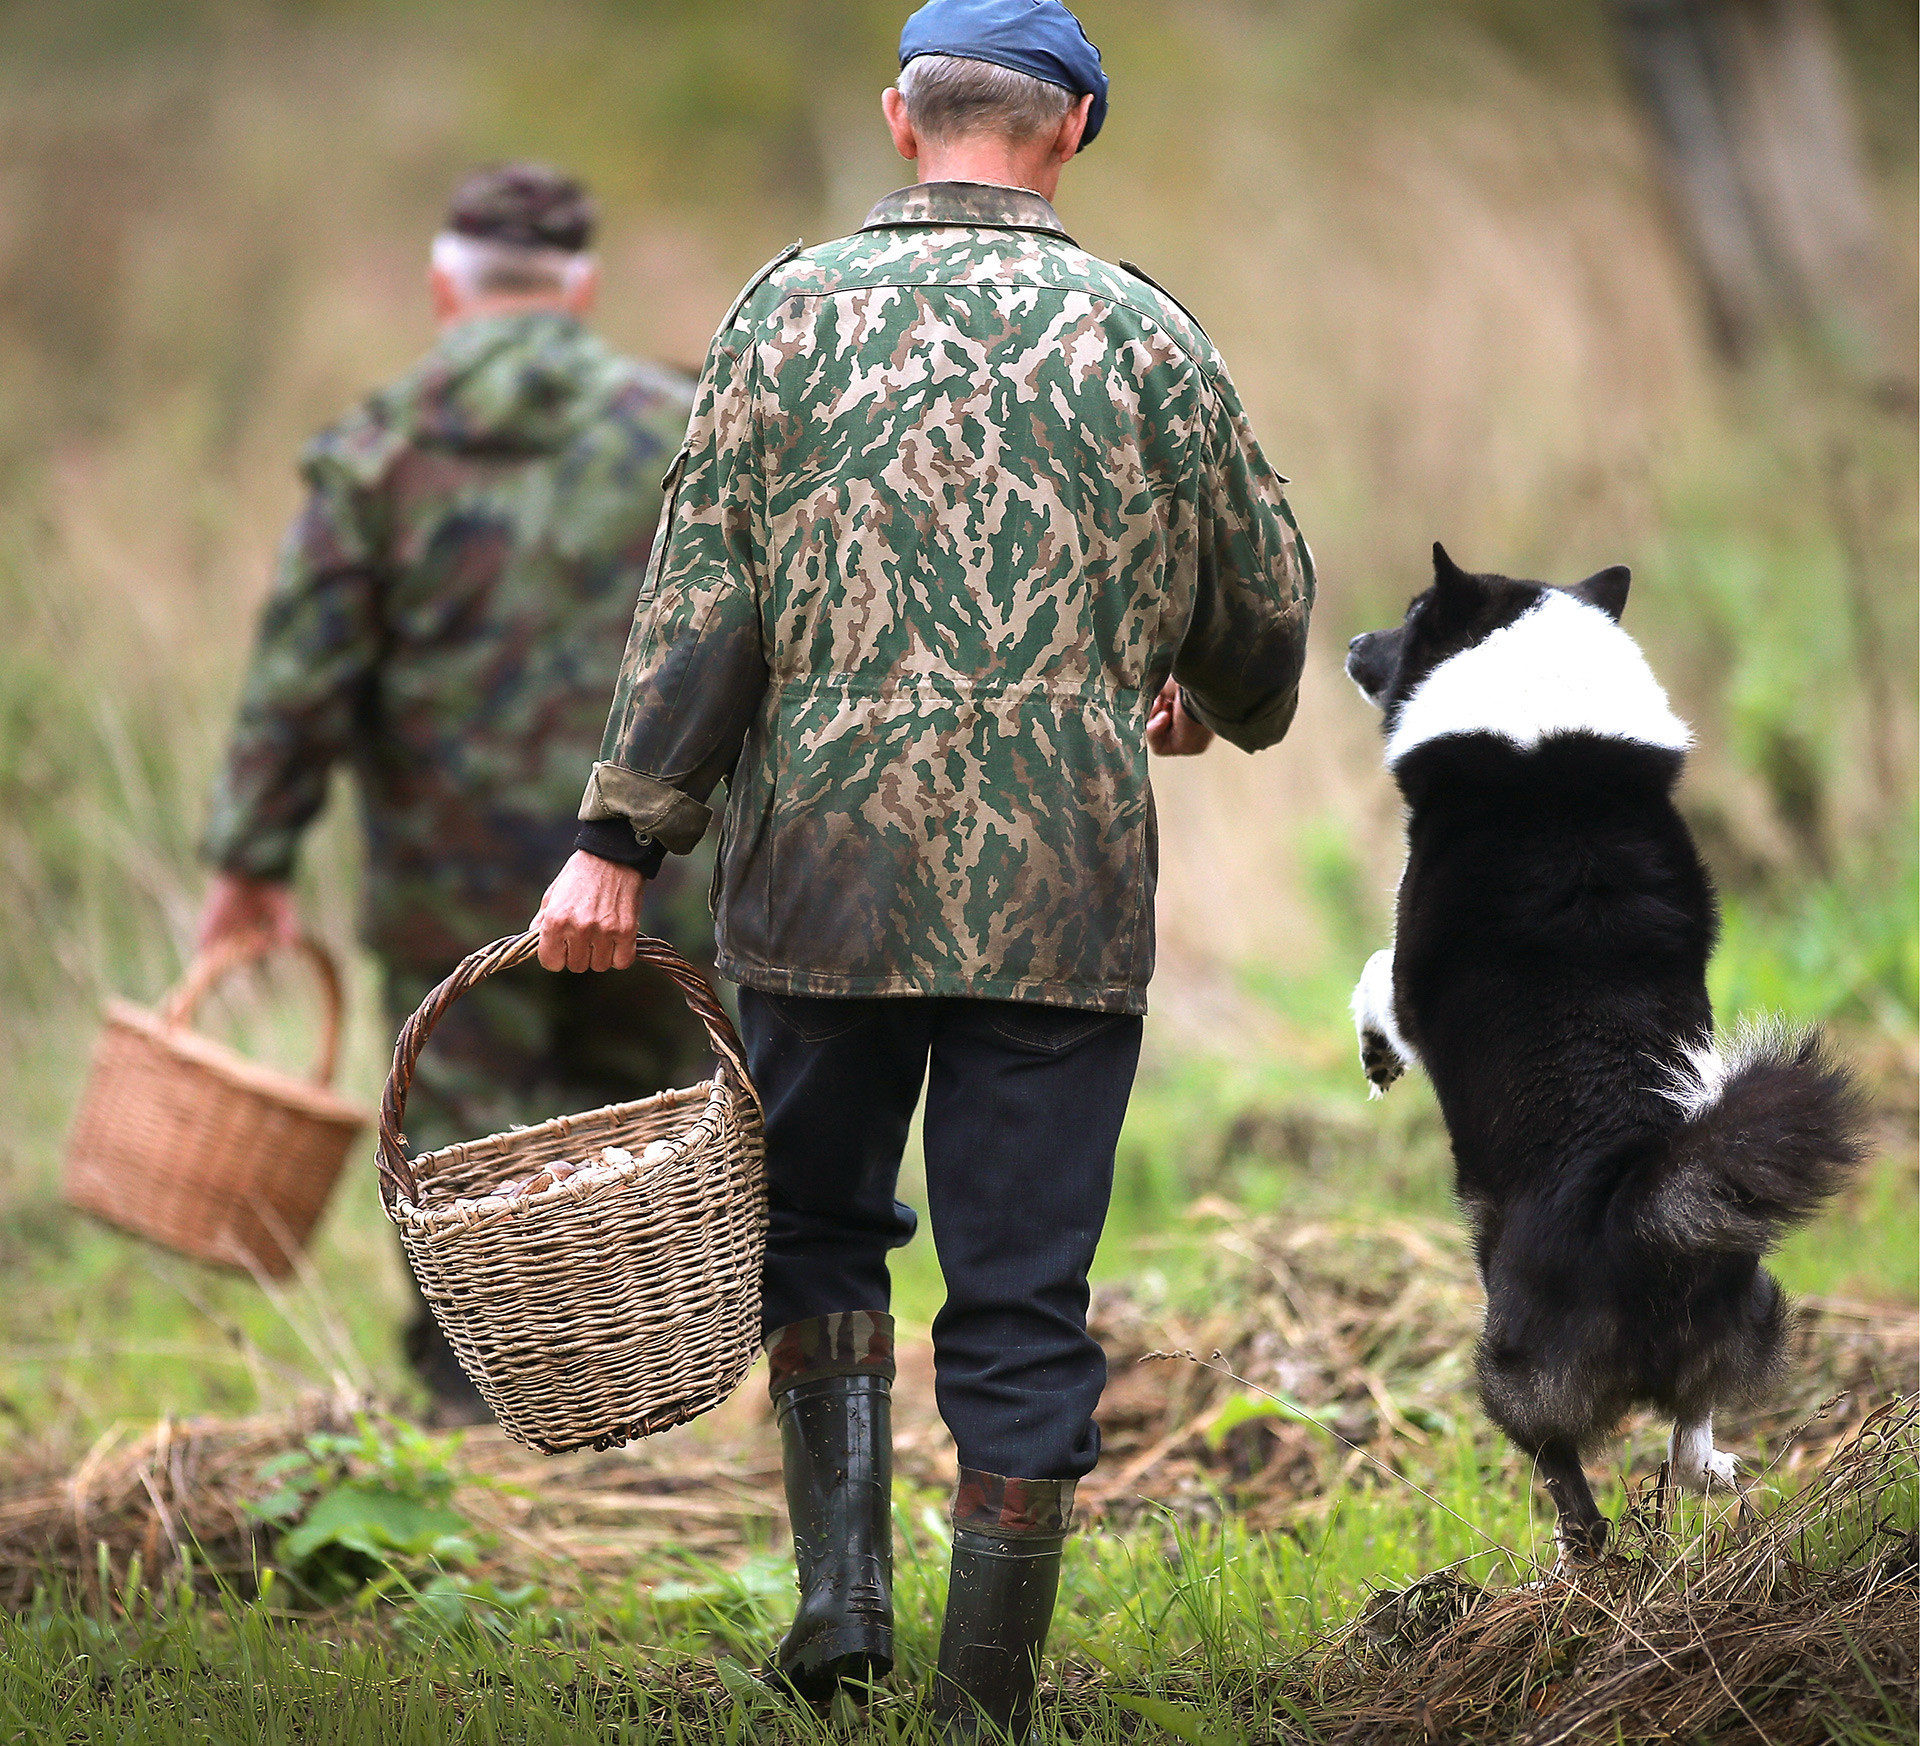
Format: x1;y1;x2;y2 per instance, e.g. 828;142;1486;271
1347;545;1867;1555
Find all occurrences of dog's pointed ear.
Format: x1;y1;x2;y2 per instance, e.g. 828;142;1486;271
1568;564;1630;621
1432;542;1474;599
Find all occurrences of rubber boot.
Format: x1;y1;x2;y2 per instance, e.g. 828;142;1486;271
761;1313;897;1704
930;1471;1074;1743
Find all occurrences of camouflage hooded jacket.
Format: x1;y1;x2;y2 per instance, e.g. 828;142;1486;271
204;312;699;969
580;182;1315;1014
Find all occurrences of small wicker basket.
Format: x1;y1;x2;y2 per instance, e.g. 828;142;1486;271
63;938;369;1279
376;931;767;1455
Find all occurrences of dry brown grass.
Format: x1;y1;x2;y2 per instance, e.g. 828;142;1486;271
0;1389;359;1614
0;1386;789;1613
3;1212;1911;1619
1078;1210;1917;1525
1271;1395;1918;1745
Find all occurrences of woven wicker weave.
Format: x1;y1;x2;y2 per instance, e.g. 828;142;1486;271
63;938;368;1279
376;931;767;1455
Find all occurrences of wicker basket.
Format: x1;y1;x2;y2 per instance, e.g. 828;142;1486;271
63;938;368;1279
375;931;767;1455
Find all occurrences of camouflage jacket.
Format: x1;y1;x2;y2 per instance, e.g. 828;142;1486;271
580;182;1314;1013
204;312;703;970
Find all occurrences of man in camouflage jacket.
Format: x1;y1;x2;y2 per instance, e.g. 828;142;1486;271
198;164;710;1423
537;4;1313;1731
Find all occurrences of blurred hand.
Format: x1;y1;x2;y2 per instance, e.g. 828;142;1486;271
1146;680;1215;757
196;873;300;957
535;850;644;973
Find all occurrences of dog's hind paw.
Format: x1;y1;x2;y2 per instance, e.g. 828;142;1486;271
1669;1419;1741;1494
1675;1447;1740;1495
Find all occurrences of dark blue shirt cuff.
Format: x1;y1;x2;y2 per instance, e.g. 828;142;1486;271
574;819;668;879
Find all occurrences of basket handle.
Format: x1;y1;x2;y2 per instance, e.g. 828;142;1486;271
375;931;755;1211
159;934;346;1087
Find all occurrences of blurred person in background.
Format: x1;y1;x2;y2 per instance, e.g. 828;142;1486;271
196;162;711;1427
534;0;1314;1734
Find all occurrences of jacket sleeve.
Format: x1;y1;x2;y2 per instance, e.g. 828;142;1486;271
576;329;768;859
200;454;385;880
1172;364;1315;752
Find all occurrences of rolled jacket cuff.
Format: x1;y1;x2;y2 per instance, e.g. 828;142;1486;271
577;760;712;855
952;1469;1076;1539
573;819;667;878
1179;682;1300;753
200;829;299;884
764;1312;897;1398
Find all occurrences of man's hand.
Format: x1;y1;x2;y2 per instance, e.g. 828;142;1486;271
535;850;645;972
1146;680;1215;757
196;873;300;957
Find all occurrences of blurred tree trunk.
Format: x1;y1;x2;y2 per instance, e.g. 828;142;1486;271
1607;0;1902;379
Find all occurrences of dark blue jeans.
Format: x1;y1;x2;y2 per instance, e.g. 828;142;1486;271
739;989;1143;1483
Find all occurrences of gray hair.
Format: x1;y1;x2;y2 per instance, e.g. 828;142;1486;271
430;230;592;299
897;53;1073;146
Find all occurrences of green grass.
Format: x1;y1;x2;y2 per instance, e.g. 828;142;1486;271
0;1462;1664;1743
4;1446;1911;1742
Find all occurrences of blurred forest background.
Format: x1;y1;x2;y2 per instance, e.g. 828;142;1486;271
0;0;1914;1408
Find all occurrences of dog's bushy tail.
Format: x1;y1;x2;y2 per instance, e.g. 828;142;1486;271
1641;1022;1869;1254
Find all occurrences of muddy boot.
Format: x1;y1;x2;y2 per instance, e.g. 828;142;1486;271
930;1472;1074;1743
762;1313;897;1704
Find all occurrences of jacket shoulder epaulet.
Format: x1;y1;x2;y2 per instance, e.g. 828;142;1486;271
1118;259;1212;348
717;240;805;336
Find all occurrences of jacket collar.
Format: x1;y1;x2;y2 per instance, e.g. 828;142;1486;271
860;180;1073;241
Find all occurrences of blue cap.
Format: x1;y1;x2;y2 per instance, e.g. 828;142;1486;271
899;0;1109;150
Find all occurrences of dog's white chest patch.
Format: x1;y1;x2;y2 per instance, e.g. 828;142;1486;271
1386;592;1692;768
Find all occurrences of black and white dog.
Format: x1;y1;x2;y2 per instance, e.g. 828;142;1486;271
1347;544;1865;1557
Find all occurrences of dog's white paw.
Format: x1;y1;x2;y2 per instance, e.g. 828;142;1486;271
1672;1450;1740;1495
1669;1420;1740;1494
1351;948;1412;1095
1359;1030;1405;1097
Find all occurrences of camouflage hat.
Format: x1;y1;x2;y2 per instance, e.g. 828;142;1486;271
445;162;596;252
